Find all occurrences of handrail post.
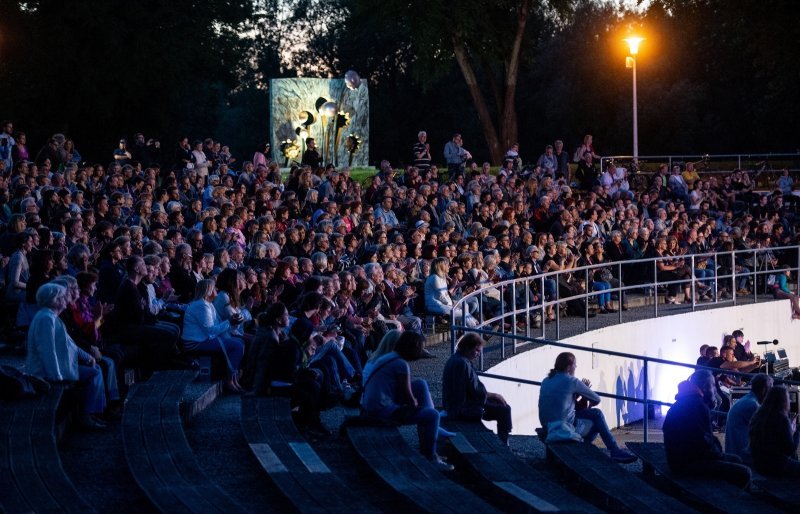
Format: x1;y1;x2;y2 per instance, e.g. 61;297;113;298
450;309;456;355
713;252;718;302
690;254;696;311
653;260;659;318
554;273;560;339
585;267;590;332
617;261;623;323
731;250;737;305
753;250;758;304
525;277;532;343
500;284;506;351
643;360;649;443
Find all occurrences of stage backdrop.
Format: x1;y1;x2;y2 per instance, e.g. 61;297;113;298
269;78;369;167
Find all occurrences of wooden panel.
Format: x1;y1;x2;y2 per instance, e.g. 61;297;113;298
492;482;559;512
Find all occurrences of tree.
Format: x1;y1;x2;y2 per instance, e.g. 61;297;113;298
335;0;567;164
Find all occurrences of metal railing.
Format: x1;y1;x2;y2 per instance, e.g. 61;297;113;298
598;152;800;175
457;327;800;443
448;244;800;440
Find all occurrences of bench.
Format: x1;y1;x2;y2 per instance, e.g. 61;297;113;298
123;370;244;513
241;395;378;513
752;474;800;510
345;423;502;513
441;419;600;513
626;442;775;514
0;385;96;514
545;441;694;513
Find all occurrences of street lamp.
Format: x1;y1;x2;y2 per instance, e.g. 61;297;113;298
625;37;644;166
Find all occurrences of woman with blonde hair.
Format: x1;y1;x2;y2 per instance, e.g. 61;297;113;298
183;278;246;393
424;257;477;327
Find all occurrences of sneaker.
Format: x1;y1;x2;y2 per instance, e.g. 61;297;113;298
430;456;454;471
610;448;638;464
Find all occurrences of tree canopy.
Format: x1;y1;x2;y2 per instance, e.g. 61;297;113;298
0;0;798;165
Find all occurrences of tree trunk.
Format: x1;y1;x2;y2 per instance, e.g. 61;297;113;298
500;0;532;152
452;35;503;165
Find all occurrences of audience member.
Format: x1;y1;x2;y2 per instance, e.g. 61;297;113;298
663;370;751;488
724;374;772;463
538;352;637;463
442;333;512;444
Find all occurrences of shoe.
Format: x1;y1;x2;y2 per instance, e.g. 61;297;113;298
430;456;454;471
665;296;677;304
305;421;332;437
420;348;436;359
737;288;751;295
605;308;618;313
621;305;629;311
78;415;108;431
610;448;638;464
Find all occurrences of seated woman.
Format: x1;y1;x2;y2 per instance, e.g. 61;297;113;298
538;352;637;463
749;386;800;477
292;293;356;397
25;283;107;429
182;279;246;393
68;272;124;405
769;265;800;319
578;241;616;314
361;331;454;471
213;268;253;340
424;257;477;326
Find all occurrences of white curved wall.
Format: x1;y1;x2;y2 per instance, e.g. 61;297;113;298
481;300;800;436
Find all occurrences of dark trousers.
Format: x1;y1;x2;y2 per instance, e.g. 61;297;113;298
482;398;513;443
678;453;751;488
448;163;463;181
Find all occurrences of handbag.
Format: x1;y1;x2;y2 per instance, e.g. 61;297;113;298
544;418;593;443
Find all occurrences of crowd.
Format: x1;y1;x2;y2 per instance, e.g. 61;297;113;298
1;119;798;464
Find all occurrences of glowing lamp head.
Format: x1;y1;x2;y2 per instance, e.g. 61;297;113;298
322;102;338;118
625;37;644;56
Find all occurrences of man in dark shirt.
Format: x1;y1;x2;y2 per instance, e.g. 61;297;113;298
111;256;179;374
442;333;512;444
301;138;322;169
730;329;754;362
662;370;751;488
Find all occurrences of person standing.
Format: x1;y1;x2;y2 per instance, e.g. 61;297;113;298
0;120;15;171
443;133;471;182
412;131;432;177
302;138;322;169
442;333;512;444
554;139;570;180
538;352;637;463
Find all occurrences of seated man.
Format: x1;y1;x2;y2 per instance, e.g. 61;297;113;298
538;352;637;463
725;374;773;464
442;333;512;444
663;370;751;488
696;344;710;367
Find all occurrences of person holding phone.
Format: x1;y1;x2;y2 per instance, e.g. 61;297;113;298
182;278;246;393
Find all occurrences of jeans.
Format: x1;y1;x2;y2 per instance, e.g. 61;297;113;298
694;268;715;289
183;336;244;376
389;379;441;459
575;407;618;451
592;281;612;308
78;364;106;415
98;356;120;402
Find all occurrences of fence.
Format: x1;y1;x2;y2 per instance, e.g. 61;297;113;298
449;244;800;440
598;152;800;176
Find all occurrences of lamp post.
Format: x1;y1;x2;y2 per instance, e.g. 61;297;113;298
625;37;643;166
